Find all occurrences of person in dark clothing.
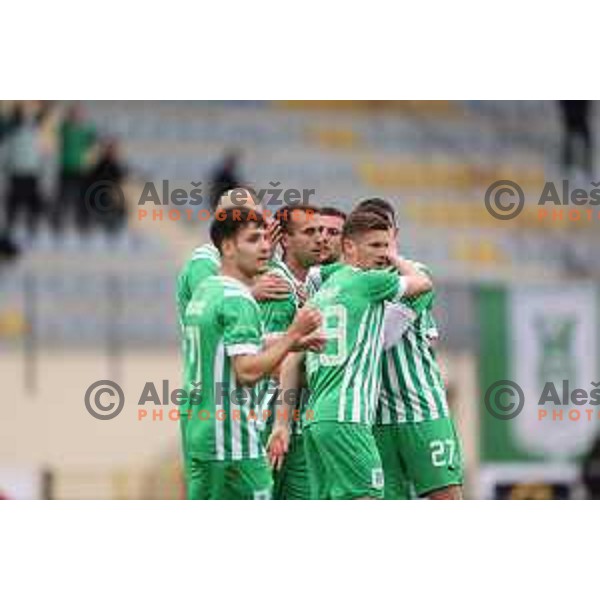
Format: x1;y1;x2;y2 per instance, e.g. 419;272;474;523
559;100;593;176
3;101;53;236
0;106;20;259
208;150;242;211
83;138;128;234
54;103;96;231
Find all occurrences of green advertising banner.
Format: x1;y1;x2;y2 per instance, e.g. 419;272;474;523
477;284;600;498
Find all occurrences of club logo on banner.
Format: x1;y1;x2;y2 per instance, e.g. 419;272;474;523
511;286;598;458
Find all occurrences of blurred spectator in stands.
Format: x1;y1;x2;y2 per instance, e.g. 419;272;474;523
0;104;19;260
53;103;96;231
559;101;593;176
84;138;128;234
3;101;53;237
208;150;242;210
581;433;600;499
0;234;20;262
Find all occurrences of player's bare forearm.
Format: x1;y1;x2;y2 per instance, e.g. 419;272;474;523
233;306;321;385
403;274;432;298
232;332;301;386
267;351;306;469
278;351;306;425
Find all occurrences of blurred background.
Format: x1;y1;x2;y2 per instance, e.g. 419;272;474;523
1;99;598;499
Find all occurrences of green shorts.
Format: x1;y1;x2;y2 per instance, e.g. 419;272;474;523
187;456;273;500
304;422;384;500
179;416;190;488
273;433;311;500
373;418;464;499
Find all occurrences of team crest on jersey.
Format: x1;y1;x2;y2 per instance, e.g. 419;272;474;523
371;468;385;490
186;299;207;317
253;489;272;500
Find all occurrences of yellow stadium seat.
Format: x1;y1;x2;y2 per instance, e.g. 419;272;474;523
308;127;359;148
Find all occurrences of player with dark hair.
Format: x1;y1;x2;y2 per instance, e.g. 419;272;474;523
273;205;321;279
257;204;323;499
176;188;290;491
353;200;464;499
176;188;289;325
318;206;346;265
305;207;345;296
354;197;397;229
270;210;432;499
181;207;323;499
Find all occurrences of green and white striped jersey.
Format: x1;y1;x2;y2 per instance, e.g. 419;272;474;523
176;243;221;325
376;262;449;424
305;264;325;298
259;257;301;336
182;275;266;461
306;264;406;425
258;257;307;435
309;260;448;424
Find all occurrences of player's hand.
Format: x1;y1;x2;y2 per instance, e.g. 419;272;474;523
292;331;327;352
288;306;322;340
387;253;413;274
386;252;400;270
267;424;290;470
266;220;283;254
251;273;290;300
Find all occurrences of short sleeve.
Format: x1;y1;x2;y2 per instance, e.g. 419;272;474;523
361;269;406;303
223;295;264;356
399;260;434;314
176;254;220;323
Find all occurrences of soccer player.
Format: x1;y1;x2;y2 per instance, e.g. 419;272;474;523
318;206;346;265
182;207;323;500
305;207;346;298
257;205;322;499
176;188;288;324
362;202;464;500
176;188;290;489
272;211;432;499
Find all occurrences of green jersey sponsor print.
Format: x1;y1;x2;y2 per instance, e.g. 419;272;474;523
306;265;405;425
182;275;267;461
377;262;449;424
176;243;221;324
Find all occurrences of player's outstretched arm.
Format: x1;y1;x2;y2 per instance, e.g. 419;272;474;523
232;307;322;386
388;254;432;297
267;351;306;469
